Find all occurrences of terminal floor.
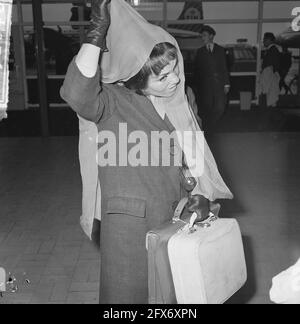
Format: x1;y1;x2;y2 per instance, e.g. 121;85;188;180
0;131;299;304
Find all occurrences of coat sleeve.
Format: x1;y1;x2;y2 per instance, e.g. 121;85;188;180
60;57;112;123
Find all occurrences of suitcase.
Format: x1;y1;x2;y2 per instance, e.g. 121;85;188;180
146;198;247;304
168;217;247;304
146;197;190;304
146;217;183;304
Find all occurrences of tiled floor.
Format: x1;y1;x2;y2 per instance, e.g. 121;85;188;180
0;133;300;304
0;137;100;304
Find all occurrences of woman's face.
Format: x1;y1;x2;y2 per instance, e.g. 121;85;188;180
144;59;180;98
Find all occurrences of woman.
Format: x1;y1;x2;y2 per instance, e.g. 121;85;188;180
61;0;232;304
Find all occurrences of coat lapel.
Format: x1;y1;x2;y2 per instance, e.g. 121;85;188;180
148;100;177;133
135;92;175;132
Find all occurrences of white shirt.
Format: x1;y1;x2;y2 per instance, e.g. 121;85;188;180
207;43;214;53
149;95;166;120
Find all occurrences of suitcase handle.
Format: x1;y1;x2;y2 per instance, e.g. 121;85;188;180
172;198;221;226
172;197;189;223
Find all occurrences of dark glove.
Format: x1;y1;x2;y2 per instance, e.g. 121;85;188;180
187;194;210;222
84;0;111;51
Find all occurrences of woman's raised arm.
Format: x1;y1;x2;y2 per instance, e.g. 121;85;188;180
60;0;111;122
76;0;111;76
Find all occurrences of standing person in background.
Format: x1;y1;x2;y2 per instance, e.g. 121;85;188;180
259;32;281;108
262;32;281;75
193;25;230;138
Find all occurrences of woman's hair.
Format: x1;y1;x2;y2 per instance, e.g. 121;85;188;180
124;42;178;94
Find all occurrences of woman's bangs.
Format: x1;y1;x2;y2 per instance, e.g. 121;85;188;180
147;46;178;76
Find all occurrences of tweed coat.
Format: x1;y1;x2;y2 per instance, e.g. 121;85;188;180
61;59;185;304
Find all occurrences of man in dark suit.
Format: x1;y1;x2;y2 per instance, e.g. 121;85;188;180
193;25;230;135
